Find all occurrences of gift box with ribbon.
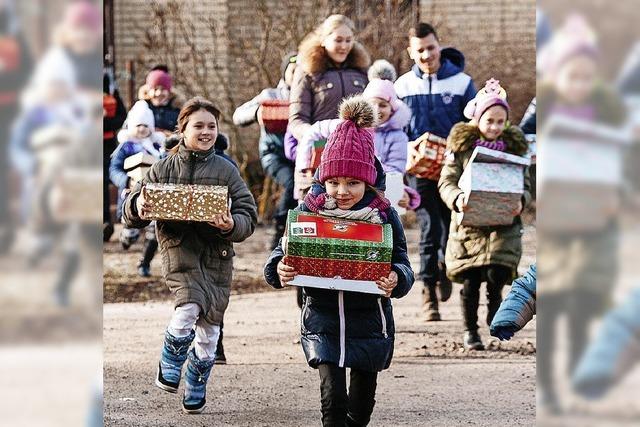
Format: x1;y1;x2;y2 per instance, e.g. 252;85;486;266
143;183;228;221
456;146;529;227
406;131;448;180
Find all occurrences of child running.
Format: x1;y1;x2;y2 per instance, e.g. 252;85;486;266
122;97;257;414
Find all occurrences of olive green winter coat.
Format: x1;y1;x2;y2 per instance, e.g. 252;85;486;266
123;142;258;325
438;122;531;283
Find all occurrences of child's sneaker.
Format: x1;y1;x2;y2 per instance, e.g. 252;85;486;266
138;264;151;277
119;227;140;251
155;329;195;393
182;349;215;414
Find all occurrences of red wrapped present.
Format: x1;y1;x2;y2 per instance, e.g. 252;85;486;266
406;131;448;180
259;99;289;134
309;139;327;169
284;211;392;294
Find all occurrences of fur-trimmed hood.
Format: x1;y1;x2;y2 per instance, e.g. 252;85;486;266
447;122;528;156
297;36;371;76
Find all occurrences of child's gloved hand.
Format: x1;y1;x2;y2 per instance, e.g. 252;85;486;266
136;187;154;219
208;207;234;232
376;271;398;297
277;257;297;285
491;327;515;341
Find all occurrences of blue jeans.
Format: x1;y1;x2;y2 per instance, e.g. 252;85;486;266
411;177;451;284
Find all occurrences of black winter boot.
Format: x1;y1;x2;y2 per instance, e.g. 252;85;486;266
214;322;226;364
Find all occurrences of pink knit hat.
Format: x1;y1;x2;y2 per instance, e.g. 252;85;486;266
362;79;401;112
464;78;510;122
146;70;172;91
64;1;101;31
319;97;377;186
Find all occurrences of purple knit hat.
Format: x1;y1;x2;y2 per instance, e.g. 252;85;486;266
319;97;377;186
464;78;510;122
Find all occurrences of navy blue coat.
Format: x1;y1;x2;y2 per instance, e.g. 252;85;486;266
394;48;476;141
263;195;414;372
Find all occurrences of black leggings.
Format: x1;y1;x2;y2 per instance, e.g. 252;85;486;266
318;363;378;427
460;265;512;331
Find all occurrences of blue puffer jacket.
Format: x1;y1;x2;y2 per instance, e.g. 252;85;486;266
394;48;476;141
263;186;414;372
490;264;537;340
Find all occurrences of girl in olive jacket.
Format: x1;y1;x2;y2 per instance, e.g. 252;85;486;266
438;79;531;351
123;97;257;414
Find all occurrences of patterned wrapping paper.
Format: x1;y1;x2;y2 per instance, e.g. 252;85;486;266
259;99;289;134
406;131;448;180
286;256;391;281
457;147;526;227
144;183;228;221
285;211;393;281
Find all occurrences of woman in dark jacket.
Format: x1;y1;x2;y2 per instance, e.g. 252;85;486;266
264;98;413;427
289;14;370;198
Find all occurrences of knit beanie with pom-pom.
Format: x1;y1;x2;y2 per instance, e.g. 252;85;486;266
319;97;378;186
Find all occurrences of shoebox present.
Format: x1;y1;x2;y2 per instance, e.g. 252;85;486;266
51;168;102;223
143;183;228;221
457;146;529;227
259;99;289;134
284;211;391;295
537;115;628;232
124;152;156;171
406;131;447;180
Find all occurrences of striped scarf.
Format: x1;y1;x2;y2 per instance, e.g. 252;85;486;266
303;191;390;224
474;138;506;151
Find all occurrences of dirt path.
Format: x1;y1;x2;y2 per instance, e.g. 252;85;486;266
104;222;536;426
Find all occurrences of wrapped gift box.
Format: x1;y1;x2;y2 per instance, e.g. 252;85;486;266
51;169;102;223
284;211;392;294
143;183;228;221
457;146;529;227
124;152;156;171
259;99;289;134
537;114;628;232
384;172;407;215
309;139;327;169
406;132;447;180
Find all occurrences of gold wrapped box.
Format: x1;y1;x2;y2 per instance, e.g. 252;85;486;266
144;183;228;221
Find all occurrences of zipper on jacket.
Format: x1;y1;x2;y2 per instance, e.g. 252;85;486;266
338;291;346;368
189;152;196;184
377;297;388;338
338;71;346;98
427;75;433;128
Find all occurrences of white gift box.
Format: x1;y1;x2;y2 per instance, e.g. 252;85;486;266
456;146;529;227
537;114;629;232
384;172;406;215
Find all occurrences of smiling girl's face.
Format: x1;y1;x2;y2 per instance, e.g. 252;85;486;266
324;177;366;210
477;105;508;141
183;109;218;151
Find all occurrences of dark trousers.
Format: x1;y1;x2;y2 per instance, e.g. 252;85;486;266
412;177;450;283
264;159;296;225
460;265;511;331
318;363;378;427
537;290;604;399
